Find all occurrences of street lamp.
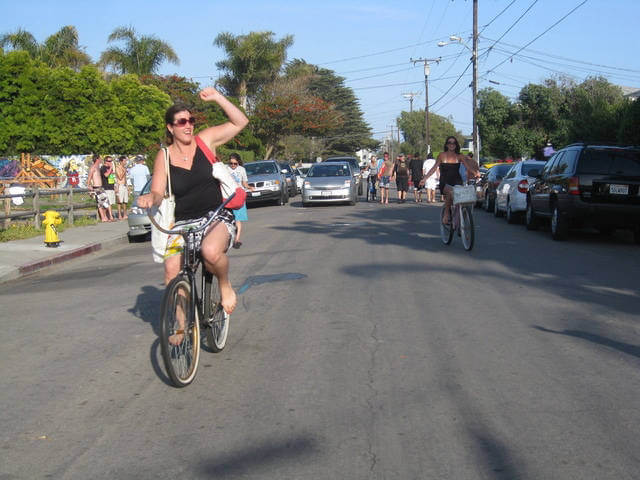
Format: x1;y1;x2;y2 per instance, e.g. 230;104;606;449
438;33;479;166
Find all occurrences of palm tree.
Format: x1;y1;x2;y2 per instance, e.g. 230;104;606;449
41;26;91;69
0;26;90;70
99;26;179;76
214;31;294;110
0;28;39;58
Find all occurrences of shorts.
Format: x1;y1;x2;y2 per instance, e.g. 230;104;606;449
379;176;391;188
105;189;116;206
164;209;236;260
396;176;409;192
116;185;129;203
413;176;424;191
94;190;110;209
234;203;248;222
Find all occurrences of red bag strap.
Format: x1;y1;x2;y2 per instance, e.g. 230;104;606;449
195;136;219;164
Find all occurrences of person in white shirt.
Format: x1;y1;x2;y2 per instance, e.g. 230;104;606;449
227;153;253;249
422;153;438;203
129;156;151;199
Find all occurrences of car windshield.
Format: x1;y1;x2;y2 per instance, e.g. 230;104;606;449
298;167;309;176
308;164;351;177
578;149;640;176
246;163;277;175
522;163;544;176
494;164;513;175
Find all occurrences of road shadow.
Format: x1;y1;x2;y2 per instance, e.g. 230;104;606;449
128;284;164;336
196;433;320;477
271;203;640;317
533;325;640;360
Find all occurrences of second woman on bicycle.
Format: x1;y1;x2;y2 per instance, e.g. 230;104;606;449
419;136;478;223
137;87;248;317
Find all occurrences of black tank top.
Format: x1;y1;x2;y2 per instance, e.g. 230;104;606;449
170;146;223;221
439;162;463;186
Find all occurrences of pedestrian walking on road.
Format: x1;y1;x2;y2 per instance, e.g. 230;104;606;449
378;152;393;204
423;152;437;203
393;153;409;203
409;152;424;203
227;153;253;249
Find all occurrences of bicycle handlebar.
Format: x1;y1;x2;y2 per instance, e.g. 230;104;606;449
146;192;236;235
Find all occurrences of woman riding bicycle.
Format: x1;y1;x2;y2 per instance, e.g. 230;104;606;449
137;87;248;317
419;136;478;224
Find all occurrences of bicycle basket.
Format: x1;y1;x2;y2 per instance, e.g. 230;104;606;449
452;185;477;205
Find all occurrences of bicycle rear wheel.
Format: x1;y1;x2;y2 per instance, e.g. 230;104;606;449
203;271;229;352
160;275;201;387
440;205;453;245
460;205;475;251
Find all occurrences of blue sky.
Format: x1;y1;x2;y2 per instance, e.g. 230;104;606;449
3;0;639;143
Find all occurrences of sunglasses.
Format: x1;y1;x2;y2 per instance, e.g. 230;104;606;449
173;117;196;126
447;141;457;145
229;162;238;166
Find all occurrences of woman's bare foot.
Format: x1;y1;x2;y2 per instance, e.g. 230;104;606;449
220;283;237;315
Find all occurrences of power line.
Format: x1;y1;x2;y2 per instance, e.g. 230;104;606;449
485;0;590;75
485;0;540;57
429;61;472;109
479;0;518;34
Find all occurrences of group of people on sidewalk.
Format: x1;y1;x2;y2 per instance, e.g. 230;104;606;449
363;151;438;204
87;155;150;222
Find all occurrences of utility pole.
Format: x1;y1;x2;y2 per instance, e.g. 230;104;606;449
402;92;420;112
472;0;479;166
410;57;440;155
387;124;396;159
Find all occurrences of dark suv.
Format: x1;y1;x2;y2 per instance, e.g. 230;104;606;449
526;143;640;241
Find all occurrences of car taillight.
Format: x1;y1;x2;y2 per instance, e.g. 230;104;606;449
568;176;580;195
517;179;528;193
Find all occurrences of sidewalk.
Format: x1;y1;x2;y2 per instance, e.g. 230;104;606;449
0;220;131;283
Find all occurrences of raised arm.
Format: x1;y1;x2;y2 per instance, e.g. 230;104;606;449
196;87;249;149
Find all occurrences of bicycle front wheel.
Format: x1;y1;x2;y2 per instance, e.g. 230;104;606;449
203;272;229;352
440;205;453;245
160;275;201;387
460;205;475;251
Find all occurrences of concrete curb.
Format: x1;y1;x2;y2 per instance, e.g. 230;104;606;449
1;234;130;284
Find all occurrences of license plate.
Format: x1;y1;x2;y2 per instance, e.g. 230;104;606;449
321;191;332;197
610;184;628;195
252;191;261;197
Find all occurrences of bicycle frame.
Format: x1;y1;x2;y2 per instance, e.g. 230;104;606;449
148;194;236;325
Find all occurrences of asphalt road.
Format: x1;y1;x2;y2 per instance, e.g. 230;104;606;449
2;196;639;479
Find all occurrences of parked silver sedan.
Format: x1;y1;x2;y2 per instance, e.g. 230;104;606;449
301;162;357;206
494;159;546;223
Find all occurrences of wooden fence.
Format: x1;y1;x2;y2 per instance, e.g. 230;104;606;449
0;183;97;229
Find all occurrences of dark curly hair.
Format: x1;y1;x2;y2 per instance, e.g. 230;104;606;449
164;103;192;145
443;136;461;154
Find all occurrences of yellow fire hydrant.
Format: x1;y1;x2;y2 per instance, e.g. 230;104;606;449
42;210;62;247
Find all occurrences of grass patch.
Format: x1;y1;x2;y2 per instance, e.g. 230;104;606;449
0;215;99;242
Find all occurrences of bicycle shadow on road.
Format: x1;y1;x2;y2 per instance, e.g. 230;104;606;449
128;284;164;336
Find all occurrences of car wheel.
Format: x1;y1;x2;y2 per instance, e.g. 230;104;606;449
550;204;568;240
482;193;490;211
493;197;503;217
525;200;539;231
634;228;640;245
506;201;517;224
